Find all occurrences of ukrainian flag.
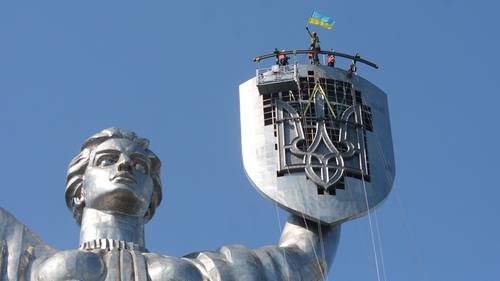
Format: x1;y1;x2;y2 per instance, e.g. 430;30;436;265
308;11;335;29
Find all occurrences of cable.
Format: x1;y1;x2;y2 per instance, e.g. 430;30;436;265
361;173;382;281
273;189;291;281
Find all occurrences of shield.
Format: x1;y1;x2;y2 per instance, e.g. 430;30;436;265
240;64;395;225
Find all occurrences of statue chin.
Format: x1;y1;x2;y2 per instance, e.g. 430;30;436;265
87;189;149;217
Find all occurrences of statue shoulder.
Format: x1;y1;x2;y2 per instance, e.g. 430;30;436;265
0;207;58;281
34;250;104;281
143;253;207;281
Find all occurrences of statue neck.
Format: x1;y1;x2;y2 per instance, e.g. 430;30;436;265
79;208;145;248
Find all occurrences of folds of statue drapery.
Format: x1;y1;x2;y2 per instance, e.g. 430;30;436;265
0;207;58;281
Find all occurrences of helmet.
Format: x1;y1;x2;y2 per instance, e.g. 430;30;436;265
312;31;317;35
282;50;286;52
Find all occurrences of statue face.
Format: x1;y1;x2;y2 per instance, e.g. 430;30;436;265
82;138;154;216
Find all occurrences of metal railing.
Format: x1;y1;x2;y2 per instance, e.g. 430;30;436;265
256;64;297;85
253;49;378;69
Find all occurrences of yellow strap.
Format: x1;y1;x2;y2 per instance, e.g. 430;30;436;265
303;82;337;119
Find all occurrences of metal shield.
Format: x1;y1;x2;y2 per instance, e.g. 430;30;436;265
240;64;395;225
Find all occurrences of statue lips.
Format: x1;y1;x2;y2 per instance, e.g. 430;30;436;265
111;172;138;185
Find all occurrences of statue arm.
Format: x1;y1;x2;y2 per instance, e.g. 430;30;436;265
258;214;341;280
186;214;340;281
0;207;58;281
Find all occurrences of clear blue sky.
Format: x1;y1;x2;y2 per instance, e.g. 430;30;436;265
1;1;499;280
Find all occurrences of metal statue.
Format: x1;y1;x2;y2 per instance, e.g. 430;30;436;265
0;127;340;281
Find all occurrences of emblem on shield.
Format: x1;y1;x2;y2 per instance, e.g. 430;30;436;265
275;82;371;194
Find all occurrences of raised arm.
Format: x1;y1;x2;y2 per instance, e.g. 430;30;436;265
278;214;341;276
251;214;341;280
306;26;313;37
187;214;340;281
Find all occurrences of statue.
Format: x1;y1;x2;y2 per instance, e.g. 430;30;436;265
0;127;340;281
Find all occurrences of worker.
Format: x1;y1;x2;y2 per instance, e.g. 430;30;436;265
307;52;320;65
279;50;289;66
348;54;359;78
306;27;320;50
307;52;313;64
306;27;320;64
327;48;335;67
348;63;357;77
327;54;335;67
274;48;280;65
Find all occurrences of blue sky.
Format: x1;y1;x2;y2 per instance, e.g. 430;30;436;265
1;1;499;280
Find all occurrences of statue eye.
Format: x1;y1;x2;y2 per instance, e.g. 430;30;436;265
134;163;147;174
99;156;118;166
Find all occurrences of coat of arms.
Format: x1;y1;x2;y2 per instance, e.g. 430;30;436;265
271;78;372;194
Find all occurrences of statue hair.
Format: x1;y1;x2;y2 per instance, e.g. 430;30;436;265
65;127;162;226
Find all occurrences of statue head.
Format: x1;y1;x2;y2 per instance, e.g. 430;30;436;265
65;127;162;226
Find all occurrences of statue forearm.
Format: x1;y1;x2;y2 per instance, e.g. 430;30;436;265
279;214;341;274
184;214;340;281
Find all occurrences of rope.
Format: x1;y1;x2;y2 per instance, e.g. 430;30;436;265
346;178;380;279
303;81;336;118
373;209;388;281
361;174;382;281
337;83;347;118
273;193;291;281
302;83;318;115
393;188;429;280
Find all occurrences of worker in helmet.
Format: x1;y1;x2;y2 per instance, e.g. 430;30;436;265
306;27;320;64
306;27;320;50
279;50;290;66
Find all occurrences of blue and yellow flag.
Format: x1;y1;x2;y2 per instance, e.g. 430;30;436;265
308;11;335;29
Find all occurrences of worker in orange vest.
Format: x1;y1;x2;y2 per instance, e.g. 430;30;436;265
307;52;313;64
279;50;289;66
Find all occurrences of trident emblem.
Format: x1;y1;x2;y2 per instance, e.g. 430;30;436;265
276;79;370;194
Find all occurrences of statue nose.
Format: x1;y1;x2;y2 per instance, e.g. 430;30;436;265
117;156;133;172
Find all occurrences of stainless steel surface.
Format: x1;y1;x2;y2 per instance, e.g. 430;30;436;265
0;127;340;281
240;64;395;225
